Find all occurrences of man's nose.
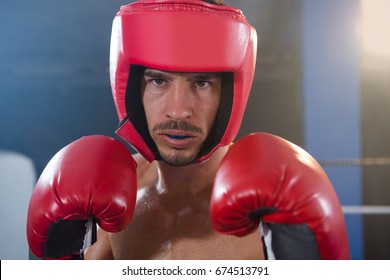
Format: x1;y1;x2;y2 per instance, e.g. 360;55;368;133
165;83;193;120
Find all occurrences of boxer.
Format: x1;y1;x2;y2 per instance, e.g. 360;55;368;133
27;0;350;260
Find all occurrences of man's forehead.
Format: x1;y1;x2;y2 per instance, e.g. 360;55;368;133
143;68;222;79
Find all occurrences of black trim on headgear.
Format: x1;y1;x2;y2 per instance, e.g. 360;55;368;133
125;65;161;160
198;72;234;158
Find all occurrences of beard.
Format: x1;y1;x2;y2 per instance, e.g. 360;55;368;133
152;120;204;167
159;149;200;167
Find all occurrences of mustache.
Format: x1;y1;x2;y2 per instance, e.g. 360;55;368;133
152;120;203;134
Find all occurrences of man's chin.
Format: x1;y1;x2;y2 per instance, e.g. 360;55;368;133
159;151;198;167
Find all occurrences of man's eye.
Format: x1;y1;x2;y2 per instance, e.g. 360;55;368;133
194;81;209;88
151;79;166;86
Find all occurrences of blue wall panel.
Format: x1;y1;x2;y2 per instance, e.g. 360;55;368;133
301;0;363;259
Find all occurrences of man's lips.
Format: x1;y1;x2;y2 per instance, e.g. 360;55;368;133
165;134;192;140
158;131;197;148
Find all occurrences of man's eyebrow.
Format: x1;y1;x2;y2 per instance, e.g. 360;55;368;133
143;69;221;80
189;72;221;80
143;70;167;79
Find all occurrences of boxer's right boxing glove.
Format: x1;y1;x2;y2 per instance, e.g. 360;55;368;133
27;135;137;259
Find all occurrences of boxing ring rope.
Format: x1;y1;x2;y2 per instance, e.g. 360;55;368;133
342;205;390;215
318;157;390;215
318;157;390;166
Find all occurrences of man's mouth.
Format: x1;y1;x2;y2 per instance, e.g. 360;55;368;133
153;121;202;149
159;131;196;149
165;134;192;140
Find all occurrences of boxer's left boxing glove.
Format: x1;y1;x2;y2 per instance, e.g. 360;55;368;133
210;133;350;259
27;135;137;259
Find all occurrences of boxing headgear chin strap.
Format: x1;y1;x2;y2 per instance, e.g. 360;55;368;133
110;0;257;163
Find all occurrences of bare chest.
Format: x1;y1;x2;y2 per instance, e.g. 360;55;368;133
110;222;263;260
109;189;263;260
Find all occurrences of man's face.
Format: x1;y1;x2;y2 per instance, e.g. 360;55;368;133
141;68;222;166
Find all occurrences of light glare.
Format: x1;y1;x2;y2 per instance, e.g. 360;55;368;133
361;0;390;57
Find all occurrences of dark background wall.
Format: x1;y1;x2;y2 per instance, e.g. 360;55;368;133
361;54;390;259
0;1;126;176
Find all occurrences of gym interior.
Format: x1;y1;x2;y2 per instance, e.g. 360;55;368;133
1;0;389;260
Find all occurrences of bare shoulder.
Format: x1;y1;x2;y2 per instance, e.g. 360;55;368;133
132;153;158;189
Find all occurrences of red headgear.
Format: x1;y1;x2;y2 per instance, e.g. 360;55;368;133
110;0;257;162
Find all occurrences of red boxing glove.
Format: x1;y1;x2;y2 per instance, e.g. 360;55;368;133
27;135;137;259
210;133;350;259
